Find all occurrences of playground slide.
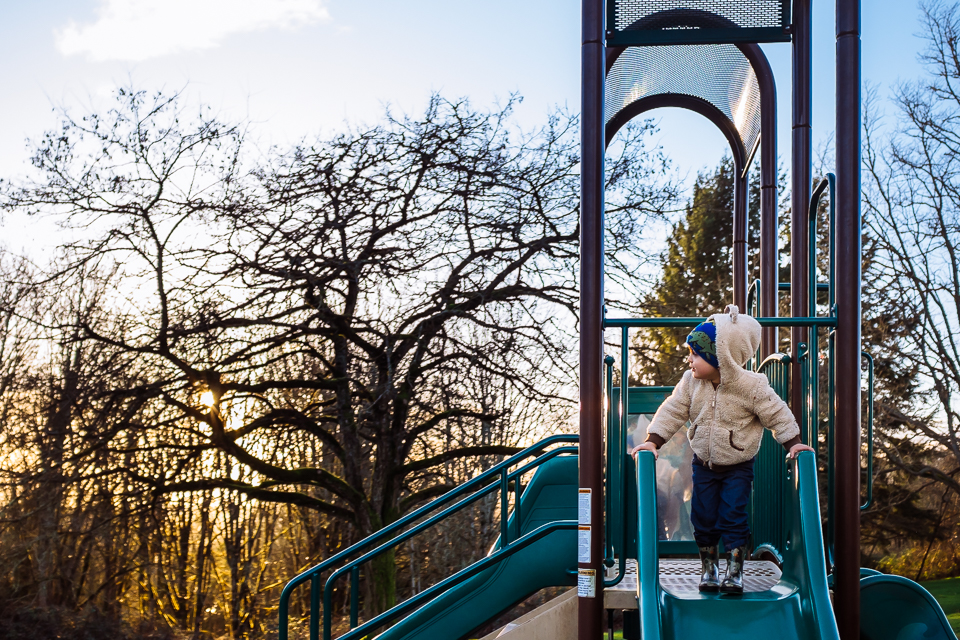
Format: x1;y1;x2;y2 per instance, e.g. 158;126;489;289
634;450;840;640
860;573;957;640
377;455;579;640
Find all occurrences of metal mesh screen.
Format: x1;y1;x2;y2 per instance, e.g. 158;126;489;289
614;0;787;31
607;0;791;46
605;44;761;157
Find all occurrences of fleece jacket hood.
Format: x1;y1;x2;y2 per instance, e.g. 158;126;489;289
714;304;762;382
644;305;800;467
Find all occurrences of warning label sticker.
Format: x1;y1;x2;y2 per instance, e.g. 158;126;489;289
578;525;591;563
577;569;596;598
578;488;591;525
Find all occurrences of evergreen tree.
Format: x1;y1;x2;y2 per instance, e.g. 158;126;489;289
634;156;760;384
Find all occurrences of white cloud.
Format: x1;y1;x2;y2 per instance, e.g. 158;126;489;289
55;0;330;62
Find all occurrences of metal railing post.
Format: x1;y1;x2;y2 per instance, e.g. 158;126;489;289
350;566;359;629
500;469;510;547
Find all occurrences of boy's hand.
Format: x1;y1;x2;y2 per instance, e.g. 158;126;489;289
630;441;659;460
787;443;815;459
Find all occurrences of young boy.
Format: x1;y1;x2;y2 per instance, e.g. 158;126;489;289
631;305;813;594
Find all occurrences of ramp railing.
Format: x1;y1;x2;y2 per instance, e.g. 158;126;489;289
277;434;578;640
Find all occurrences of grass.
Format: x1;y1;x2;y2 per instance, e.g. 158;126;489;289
921;576;960;634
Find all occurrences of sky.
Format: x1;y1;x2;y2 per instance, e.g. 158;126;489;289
0;0;934;256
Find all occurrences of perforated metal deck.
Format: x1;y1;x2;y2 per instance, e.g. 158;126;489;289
604;559;783;608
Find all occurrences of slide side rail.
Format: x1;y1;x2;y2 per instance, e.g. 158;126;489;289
635;450;663;640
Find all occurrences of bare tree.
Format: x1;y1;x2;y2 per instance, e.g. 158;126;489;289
2;87;676;621
861;0;960;503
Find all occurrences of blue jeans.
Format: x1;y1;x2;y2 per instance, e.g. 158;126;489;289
690;455;754;549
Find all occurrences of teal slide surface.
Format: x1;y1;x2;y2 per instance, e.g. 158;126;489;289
634;450;840;640
860;574;957;640
377;456;578;640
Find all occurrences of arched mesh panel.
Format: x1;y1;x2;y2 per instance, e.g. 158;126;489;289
605;44;761;158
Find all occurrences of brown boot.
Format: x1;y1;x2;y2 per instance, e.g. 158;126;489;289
697;545;720;592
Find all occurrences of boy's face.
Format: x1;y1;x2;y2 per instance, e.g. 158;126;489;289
687;347;720;382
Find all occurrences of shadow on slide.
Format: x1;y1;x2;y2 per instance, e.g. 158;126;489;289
860;573;957;640
377;455;579;640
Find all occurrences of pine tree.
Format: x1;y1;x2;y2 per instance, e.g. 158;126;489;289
634;156;760;384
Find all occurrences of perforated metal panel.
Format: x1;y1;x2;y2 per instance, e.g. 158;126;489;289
607;0;791;47
604;560;783;606
605;44;761;159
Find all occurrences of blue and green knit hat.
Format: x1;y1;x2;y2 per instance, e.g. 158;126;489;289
686;319;718;369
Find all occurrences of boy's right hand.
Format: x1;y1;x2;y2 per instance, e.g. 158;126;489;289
630;441;659;460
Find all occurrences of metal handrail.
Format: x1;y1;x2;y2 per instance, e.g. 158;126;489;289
602;349;627;587
334;520;578;640
758;353;792;409
810;173;839;567
320;441;580;636
603;316;837;328
277;433;578;640
758;352;792;369
747;278;761;318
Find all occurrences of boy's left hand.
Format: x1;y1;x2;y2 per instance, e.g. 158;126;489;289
787;443;816;459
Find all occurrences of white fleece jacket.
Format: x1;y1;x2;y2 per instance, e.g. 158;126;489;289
646;305;801;467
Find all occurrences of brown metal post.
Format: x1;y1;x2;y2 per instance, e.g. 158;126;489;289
791;0;812;426
835;0;862;637
733;162;748;311
579;0;605;637
739;44;778;354
760;107;778;354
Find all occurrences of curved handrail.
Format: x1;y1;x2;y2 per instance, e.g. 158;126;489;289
747;278;761;318
758;352;791;369
320;444;579;637
277;433;578;640
758;353;791;402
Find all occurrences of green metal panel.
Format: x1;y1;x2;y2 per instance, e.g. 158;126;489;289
610;387;696;556
626;386;673;414
751;355;792;555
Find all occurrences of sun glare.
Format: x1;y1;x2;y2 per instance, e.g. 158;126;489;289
200;391;215;408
